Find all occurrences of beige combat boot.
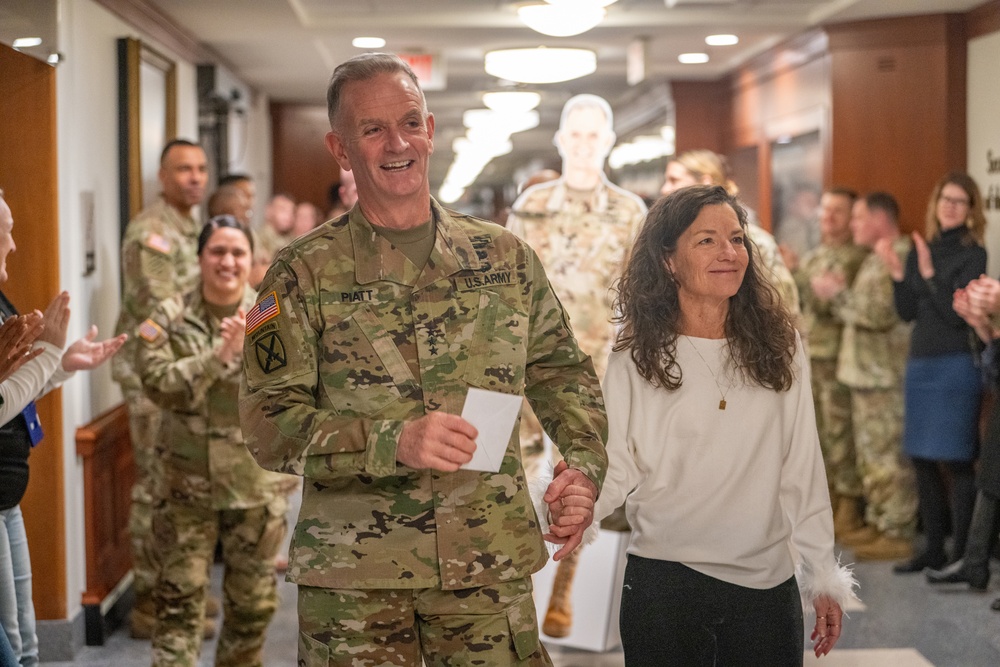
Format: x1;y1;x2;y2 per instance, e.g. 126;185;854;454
542;550;579;638
833;495;864;538
853;534;913;561
839;524;879;547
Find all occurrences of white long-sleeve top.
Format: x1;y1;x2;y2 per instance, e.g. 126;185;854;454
0;341;71;426
595;334;849;601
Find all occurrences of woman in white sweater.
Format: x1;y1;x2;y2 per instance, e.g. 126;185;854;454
596;185;856;665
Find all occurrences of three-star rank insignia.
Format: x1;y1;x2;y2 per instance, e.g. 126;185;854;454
254;331;287;374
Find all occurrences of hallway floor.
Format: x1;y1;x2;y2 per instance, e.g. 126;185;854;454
40;544;1000;666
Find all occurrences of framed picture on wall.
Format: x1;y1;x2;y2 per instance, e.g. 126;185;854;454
117;37;176;239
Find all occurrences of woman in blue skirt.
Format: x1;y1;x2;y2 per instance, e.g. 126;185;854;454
877;172;988;573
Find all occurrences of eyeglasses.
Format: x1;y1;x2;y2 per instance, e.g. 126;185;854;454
939;195;970;207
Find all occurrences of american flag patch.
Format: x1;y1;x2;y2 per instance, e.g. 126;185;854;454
144;233;171;254
246;291;280;334
138;318;164;343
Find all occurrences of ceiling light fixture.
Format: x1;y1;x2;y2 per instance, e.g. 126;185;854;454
12;37;42;48
546;0;618;5
678;52;710;64
705;34;739;46
518;2;606;37
485;47;596;84
352;37;386;49
482;91;541;114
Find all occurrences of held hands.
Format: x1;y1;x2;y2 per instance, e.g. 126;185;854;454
810;595;844;657
61;325;128;372
965;275;1000;316
542;460;598;561
397;412;478;472
873;238;904;281
216;308;246;365
0;313;45;383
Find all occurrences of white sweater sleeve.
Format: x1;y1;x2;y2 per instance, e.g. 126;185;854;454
782;338;859;609
594;351;641;524
0;342;70;426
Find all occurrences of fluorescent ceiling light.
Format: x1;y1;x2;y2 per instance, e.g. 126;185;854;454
352;37;386;49
482;91;541;114
518;2;606;37
705;34;739;46
463;109;539;135
546;0;618;5
12;37;42;48
678;52;710;64
485;47;596;84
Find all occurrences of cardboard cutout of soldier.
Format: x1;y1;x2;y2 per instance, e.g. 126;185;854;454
507;94;647;639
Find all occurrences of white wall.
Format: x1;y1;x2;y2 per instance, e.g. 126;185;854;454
53;0;269;621
970;30;1000;276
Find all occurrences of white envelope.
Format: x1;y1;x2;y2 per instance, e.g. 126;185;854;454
459;387;522;473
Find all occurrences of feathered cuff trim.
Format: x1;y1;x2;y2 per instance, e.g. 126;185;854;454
796;555;860;612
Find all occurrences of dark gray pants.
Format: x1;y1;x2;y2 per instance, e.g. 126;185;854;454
620;555;803;667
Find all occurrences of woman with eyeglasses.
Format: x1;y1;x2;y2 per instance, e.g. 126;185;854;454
876;172;988;574
137;216;292;667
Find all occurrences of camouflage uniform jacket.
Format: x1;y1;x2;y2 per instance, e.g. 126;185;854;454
113;198;201;400
239;199;608;591
138;286;288;509
747;224;801;325
506;179;646;378
796;242;869;360
255;223;292;263
835;237;913;390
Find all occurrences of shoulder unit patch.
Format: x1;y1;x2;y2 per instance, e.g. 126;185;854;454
246;291;280;335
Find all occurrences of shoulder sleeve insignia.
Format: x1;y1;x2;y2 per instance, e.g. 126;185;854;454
254;332;287;374
144;233;172;255
246;291;281;335
138;318;165;344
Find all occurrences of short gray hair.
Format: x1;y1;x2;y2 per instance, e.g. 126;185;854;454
326;53;425;130
558;94;614;133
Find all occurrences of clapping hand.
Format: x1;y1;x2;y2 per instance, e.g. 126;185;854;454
873;238;904;281
810;270;846;301
542;460;598;561
912;232;935;279
0;313;45;383
61;325;128;372
216;308;247;365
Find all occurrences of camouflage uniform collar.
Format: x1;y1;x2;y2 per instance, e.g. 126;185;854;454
349;198;482;288
182;285;256;335
151;196;200;235
544;179;611;214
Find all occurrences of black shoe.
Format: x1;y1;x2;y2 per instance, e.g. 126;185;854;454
925;559;989;590
991;597;1000;611
893;552;946;574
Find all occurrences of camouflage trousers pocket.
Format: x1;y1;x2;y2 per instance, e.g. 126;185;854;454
298;631;330;667
506;593;540;660
253;497;289;560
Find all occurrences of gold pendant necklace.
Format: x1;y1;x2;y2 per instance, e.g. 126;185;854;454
683;336;731;410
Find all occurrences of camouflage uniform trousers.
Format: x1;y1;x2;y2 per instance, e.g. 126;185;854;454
297;578;551;667
811;358;861;498
150;496;287;667
126;394;163;604
851;387;918;539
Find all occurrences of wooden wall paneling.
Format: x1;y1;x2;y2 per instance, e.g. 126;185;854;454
671;80;731;155
76;404;133;644
0;43;66;620
967;0;1000;39
270;103;340;211
828;14;967;235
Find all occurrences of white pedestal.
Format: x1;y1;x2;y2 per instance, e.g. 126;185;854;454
531;528;629;652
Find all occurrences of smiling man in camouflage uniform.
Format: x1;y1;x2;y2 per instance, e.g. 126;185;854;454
111;139;218;638
239;53;608;666
833;192;917;560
